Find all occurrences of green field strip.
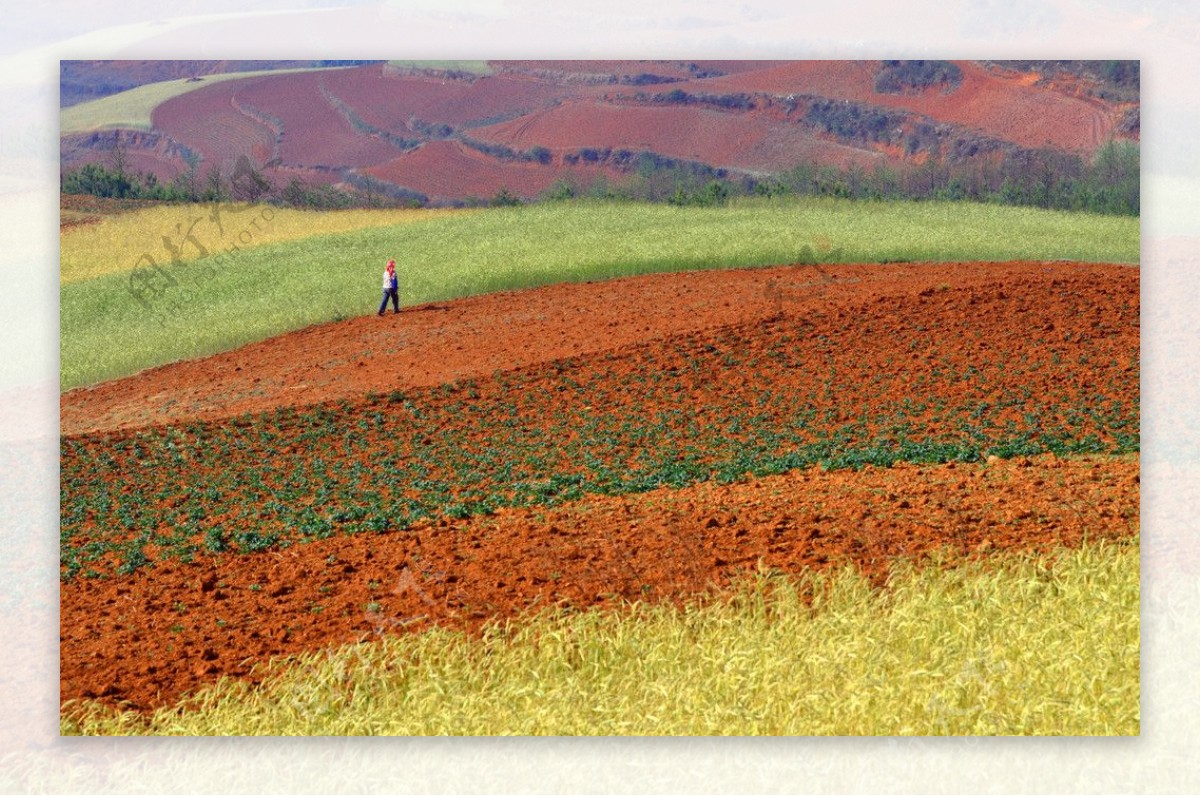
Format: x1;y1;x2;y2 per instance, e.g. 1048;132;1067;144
61;199;1138;390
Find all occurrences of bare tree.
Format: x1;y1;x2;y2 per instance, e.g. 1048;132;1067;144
108;135;129;180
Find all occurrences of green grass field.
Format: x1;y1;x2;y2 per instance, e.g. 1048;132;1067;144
60;67;350;134
60;204;471;284
60;198;1139;390
61;538;1139;736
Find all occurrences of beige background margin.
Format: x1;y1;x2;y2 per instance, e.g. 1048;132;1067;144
2;0;1195;792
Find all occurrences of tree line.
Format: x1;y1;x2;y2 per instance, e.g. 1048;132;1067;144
61;138;1138;216
541;140;1139;216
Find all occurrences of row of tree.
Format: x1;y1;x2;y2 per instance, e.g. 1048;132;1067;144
540;140;1139;216
59;149;385;209
61;139;1139;216
753;140;1139;215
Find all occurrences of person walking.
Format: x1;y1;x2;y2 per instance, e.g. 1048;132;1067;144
378;258;399;316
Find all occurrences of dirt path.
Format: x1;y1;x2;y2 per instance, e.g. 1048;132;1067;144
61;260;1126;436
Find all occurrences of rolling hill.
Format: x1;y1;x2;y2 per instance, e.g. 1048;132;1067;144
60;60;1139;205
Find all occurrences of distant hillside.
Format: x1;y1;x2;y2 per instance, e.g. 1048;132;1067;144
60;60;1139;211
979;60;1140;103
59;60;382;107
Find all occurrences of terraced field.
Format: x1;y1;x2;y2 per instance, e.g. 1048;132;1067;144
364;140;603;204
61;60;1138;206
689;60;1123;153
469;99;888;173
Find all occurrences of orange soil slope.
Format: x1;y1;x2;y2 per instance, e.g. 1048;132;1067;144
471;100;886;171
60;261;1140;712
61;453;1138;712
689;60;1121;153
61;260;1131;437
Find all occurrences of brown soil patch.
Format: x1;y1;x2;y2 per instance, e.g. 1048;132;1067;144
59;194;160;231
60;260;1131;437
59;453;1138;713
690;60;1124;154
469;100;886;172
363;139;608;202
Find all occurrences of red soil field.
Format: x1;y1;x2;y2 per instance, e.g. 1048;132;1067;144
66;61;1135;203
59;262;1139;712
153;70;404;178
60;453;1138;712
471;99;886;172
362;139;607;202
688;60;1123;154
232;71;400;169
61;260;1134;437
151;77;280;175
324;65;578;131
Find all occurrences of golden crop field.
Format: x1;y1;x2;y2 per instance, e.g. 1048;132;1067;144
60;204;473;284
62;538;1138;736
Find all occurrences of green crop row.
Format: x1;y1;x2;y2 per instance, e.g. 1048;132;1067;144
60;296;1139;580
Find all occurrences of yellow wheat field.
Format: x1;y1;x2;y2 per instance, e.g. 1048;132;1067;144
60;203;473;284
62;538;1139;736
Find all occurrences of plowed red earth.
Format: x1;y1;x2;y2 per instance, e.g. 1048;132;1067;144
470;100;887;172
151;76;279;175
363;139;608;202
327;66;580;130
688;60;1124;154
60;260;1131;437
61;453;1138;712
60;261;1139;714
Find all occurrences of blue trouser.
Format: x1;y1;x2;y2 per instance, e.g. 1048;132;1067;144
379;287;399;314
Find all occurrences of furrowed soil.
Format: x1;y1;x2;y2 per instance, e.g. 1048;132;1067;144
60;261;1132;436
61;454;1138;712
60;260;1139;713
